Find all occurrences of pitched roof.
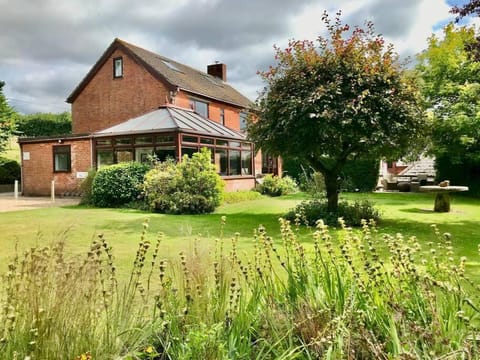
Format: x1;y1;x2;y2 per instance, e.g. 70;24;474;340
398;156;436;177
94;105;247;141
67;38;252;108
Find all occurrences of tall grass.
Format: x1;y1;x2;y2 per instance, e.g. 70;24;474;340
1;217;479;359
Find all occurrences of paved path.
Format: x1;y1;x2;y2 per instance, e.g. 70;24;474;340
0;193;80;212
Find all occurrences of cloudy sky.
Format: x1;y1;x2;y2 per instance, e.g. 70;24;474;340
0;0;474;114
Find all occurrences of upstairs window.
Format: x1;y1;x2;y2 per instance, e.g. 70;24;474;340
113;57;123;78
189;98;209;118
240;111;248;131
53;145;71;172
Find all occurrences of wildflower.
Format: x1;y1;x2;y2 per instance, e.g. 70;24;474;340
145;345;154;354
76;352;92;360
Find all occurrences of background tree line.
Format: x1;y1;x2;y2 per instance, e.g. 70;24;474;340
15;111;72;137
0;84;72;146
0;83;72;184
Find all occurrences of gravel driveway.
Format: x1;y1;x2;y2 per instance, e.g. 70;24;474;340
0;193;80;212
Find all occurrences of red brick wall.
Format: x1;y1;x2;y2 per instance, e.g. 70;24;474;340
21;139;92;196
72;48;171;133
254;151;263;177
174;92;243;130
224;177;256;192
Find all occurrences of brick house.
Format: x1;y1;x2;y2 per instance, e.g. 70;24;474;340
19;38;281;196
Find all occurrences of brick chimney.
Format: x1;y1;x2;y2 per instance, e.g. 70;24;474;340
207;63;227;81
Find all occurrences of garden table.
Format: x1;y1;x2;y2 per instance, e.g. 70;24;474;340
419;185;469;212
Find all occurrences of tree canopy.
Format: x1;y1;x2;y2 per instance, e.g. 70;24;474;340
416;24;480;196
249;12;426;210
451;0;480;60
451;0;480;20
0;81;17;153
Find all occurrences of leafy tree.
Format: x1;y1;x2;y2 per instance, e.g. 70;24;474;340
416;24;480;196
16;112;72;137
451;0;480;19
0;81;17;153
249;12;426;210
451;0;480;60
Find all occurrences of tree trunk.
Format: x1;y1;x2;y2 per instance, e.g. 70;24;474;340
324;171;339;212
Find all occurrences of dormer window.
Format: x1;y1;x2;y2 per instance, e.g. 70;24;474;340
113;57;123;78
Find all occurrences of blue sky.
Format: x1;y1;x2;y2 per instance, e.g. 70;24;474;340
0;0;476;114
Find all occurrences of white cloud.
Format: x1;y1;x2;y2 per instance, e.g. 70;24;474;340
391;0;454;58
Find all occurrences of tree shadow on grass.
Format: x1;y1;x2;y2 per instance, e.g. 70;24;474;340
400;208;436;214
399;207;469;215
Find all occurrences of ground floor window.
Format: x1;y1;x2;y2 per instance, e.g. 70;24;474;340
215;149;228;175
241;151;252;175
262;152;278;175
135;147;154;163
94;132;254;177
229;150;241;175
97;150;114;168
155;146;175;162
53;145;71;172
116;150;133;163
181;147;199;158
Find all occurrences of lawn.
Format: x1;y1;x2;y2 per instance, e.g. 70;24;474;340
0;194;305;278
0;191;478;278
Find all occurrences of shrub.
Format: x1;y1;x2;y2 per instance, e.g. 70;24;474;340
257;174;298;196
0;157;20;184
79;169;96;205
142;158;177;210
91;162;150;207
285;198;380;227
298;167;325;197
143;148;224;214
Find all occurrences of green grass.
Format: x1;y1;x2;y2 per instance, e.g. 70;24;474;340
0;195;305;279
0;192;479;278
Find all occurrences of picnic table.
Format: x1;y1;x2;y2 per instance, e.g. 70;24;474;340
419;185;469;212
